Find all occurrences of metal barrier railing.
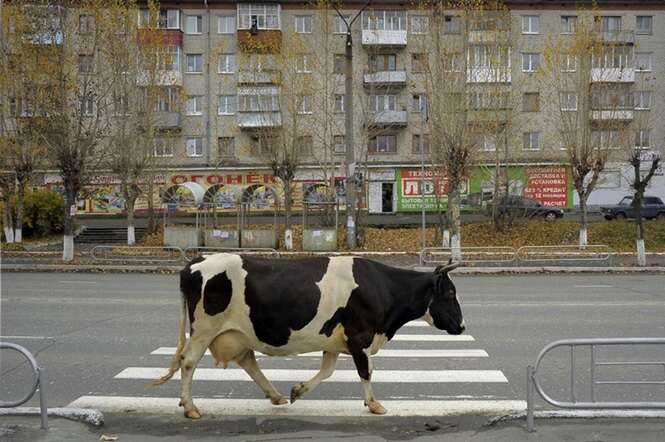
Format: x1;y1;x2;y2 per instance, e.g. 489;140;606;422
527;338;665;432
184;247;280;262
0;342;48;430
91;245;184;263
517;245;612;266
420;246;518;266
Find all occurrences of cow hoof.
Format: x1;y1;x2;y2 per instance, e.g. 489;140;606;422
290;383;306;403
367;401;387;415
271;396;289;406
184;408;201;419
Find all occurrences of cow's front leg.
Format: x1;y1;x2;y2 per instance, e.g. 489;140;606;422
179;334;213;419
236;350;288;405
290;351;338;403
349;341;385;415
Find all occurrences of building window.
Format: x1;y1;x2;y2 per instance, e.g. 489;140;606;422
411;15;428;34
295;15;312;33
185;96;203;115
238;91;279;112
593;46;631;69
591;88;632;110
636;16;653;35
522;93;539;112
521;53;540;72
412;53;427;73
635;52;653;71
369;94;397;112
362;10;406;31
598;16;621;32
412;94;427;112
560;53;577;72
333;135;346;154
218;15;236;34
79;54;94;74
297;95;312;114
113;91;129;116
521;15;540;34
333;54;345;74
155;46;180;71
186;54;203;73
296;54;311;73
218;137;235;158
635;129;651;148
80;96;94;116
334;94;345;113
523;132;541;150
237;3;280;30
154;138;173;157
443;53;462;72
560;92;577;111
218;54;236;73
592;130;621;149
470;45;510;69
155;87;179;112
297;136;313;156
186;15;202;34
412;134;430;154
78;14;92;34
480;134;497;152
140;9;180;29
634;91;652;110
561;15;577;34
218;95;237;115
334;14;350;34
186;137;204;157
369;134;397;154
443;15;460;34
369;54;396;72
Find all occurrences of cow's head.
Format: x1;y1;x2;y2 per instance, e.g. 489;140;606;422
424;260;465;335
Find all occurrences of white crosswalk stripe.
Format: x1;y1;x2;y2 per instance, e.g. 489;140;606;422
150;347;489;358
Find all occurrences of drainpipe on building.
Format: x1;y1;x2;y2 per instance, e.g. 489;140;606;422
204;0;212;166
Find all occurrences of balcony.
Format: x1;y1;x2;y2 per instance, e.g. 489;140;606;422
237;111;282;129
596;30;635;45
137;70;182;87
363;70;407;87
467;109;509;123
238;30;282;54
137;29;183;47
467;67;511;83
591;68;634;83
154;111;181;129
238;70;281;85
370;110;408;127
590;109;634;121
468;30;510;44
362;30;407;47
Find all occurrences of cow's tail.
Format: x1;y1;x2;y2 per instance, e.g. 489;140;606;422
151;296;188;387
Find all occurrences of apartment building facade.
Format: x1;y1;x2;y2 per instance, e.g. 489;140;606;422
3;0;665;215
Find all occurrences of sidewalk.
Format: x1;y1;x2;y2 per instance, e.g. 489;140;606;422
2;413;664;442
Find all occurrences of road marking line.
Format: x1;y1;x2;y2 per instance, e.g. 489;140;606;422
0;335;55;340
184;333;475;342
67;396;526;417
116;367;508;383
150;347;489;358
573;285;613;288
58;281;97;284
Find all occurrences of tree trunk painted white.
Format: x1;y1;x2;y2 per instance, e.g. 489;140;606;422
63;234;74;262
636;239;646;267
579;227;588;248
284;228;293;250
127;225;136;245
3;226;14;243
442;229;450;247
14;228;22;243
451;234;462;261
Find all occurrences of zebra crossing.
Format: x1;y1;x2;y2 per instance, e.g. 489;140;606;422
68;320;526;417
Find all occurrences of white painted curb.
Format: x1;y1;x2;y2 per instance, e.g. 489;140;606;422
0;407;104;426
488;409;665;425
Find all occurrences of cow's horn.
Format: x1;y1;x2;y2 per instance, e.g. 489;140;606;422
438;261;460;273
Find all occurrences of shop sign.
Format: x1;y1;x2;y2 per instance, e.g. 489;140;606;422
523;167;568;207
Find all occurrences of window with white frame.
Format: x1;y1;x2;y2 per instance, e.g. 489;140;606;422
412;94;427;112
521;15;539;34
521;52;540;72
369;94;397;112
297;136;313;156
334;94;344;113
297;95;312;114
369;134;397;154
362;10;406;31
218;95;236;114
144;9;179;29
469;45;510;68
78;14;92;34
412;134;430;153
218;15;236;33
296;54;311;73
523;131;541;150
185;96;203;115
186;54;203;73
636;16;653;35
635;52;653;71
411;15;428;34
218;137;235;158
560;92;577;111
295;15;312;33
138;9;150;28
560;53;577;72
443;15;460;34
237;3;280;30
593;46;631;69
443;53;462;72
218;54;236;73
238;91;279;112
634;91;652;110
154;138;173;157
561;15;577;34
369;53;396;72
334;14;350;34
480;134;496;152
155;46;180;71
186;137;204;157
598;16;622;32
592;129;621;149
333;135;346;154
155;87;179;112
186;15;202;34
80;95;94;116
592;88;632;110
635;129;651;148
469;91;508;110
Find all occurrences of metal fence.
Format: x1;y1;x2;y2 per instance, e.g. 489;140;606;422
527;337;665;432
0;342;48;430
517;245;612;266
183;247;280;262
90;245;184;263
420;246;518;267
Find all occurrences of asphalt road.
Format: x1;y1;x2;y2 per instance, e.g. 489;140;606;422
2;271;664;418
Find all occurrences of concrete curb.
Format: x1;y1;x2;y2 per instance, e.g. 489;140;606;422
0;407;104;426
486;409;665;426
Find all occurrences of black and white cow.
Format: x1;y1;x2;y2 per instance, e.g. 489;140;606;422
154;254;464;418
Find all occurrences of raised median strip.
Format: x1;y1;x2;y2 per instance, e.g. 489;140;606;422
0;407;104;427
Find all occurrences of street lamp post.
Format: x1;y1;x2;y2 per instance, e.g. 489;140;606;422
420;99;428;253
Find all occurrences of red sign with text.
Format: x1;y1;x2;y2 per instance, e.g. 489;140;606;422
523;167;568;207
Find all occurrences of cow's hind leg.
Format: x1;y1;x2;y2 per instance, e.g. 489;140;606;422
236;350;288;405
290;351;338;403
179;333;214;419
349;342;385;415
